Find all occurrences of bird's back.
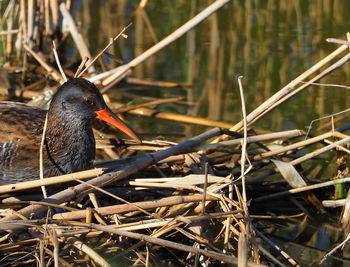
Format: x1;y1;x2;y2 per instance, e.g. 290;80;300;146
0;101;46;183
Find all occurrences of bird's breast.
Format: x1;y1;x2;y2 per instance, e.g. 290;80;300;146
45;124;95;175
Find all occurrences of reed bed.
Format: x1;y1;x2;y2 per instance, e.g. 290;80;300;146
0;0;350;266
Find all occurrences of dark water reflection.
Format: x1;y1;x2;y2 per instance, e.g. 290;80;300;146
69;0;350;141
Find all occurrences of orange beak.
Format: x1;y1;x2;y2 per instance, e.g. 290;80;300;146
95;108;141;143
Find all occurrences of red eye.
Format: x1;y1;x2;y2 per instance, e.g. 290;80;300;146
84;97;93;106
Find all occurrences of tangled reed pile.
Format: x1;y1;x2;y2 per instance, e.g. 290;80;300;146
0;0;349;266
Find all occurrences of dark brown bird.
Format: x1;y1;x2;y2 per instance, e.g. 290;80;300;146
0;78;140;183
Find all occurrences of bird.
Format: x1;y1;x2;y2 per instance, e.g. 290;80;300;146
0;78;140;183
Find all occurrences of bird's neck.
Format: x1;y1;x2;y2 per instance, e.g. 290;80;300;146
44;109;95;175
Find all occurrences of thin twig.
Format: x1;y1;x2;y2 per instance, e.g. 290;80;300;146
77;23;132;78
299;81;350;90
255;229;299;267
305;108;350;139
52;41;67;82
74;56;89;78
201;162;208;215
39;114;49;198
238;76;248;206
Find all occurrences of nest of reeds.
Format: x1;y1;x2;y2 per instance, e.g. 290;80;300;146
0;1;350;266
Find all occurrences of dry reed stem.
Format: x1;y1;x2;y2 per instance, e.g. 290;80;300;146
44;0;50;35
152;221;184;240
120;213;240;231
27;0;33;45
0;238;38;252
36;40;65;198
327;37;350;46
238;76;248;206
20;0;27;72
0;168;104;193
290;136;350;165
39;238;45;267
324;138;350;154
0;29;18;35
323;199;346;208
254;176;350;202
235;77;250;266
52;41;67;82
125;77;179;87
199;129;303;151
51;229;59;267
5;8;14;57
49;0;58;28
129;181;218;193
74;56;89;78
125;106;234;128
238;232;248;267
324;131;350;154
101;0;232;88
54;211;242;234
131;174;226;185
254;131;333;160
201;162;209;214
115;220;174;232
341;189;350;227
53;194;219;220
39;113;49;199
88;193;99;208
224;184;234;254
68;237;111;267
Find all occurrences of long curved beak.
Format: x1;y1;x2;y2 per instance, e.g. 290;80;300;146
95;107;141;143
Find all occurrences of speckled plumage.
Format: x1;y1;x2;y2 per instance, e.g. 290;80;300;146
0;78;139;184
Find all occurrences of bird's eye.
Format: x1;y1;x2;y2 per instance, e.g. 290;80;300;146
84;97;93;106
